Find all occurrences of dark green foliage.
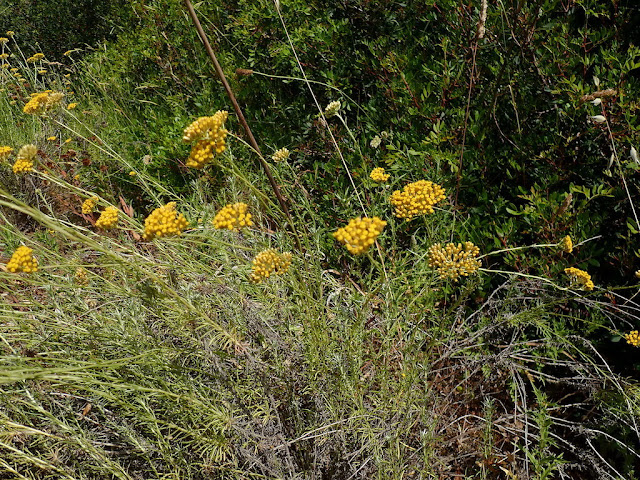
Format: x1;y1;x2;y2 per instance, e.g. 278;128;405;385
0;0;129;60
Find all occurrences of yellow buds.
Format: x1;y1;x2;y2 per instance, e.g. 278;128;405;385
143;202;189;240
13;144;37;173
564;267;594;291
333;217;386;255
390;180;446;218
95;206;119;229
250;249;292;283
370;167;390;182
213;203;253;231
7;246;38;273
427;242;481;281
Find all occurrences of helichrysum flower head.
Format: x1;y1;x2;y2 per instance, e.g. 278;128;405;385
0;38;8;44
213;202;253;231
272;147;290;162
26;53;45;63
143;202;189;240
559;235;573;253
74;267;89;286
95;206;119;229
0;145;13;161
370;167;390;183
324;100;341;118
67;102;77;110
624;330;640;347
250;249;292;283
23;91;64;115
564;267;594;291
427;242;481;281
390;180;446;218
81;196;99;214
5;31;14;38
0;53;8;60
183;111;228;169
333;216;387;255
13;144;37;173
7;246;38;273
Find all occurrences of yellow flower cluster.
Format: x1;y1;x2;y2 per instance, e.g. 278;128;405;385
564;267;594;291
624;330;640;347
82;196;99;214
7;246;38;273
0;37;8;44
213;202;253;231
559;235;573;253
370;167;390;182
250;249;292;283
74;267;89;286
26;53;45;63
143;202;189;240
427;242;481;281
23;90;64;115
183;111;229;169
0;53;8;60
95;206;119;229
324;100;341;118
13;144;37;173
333;216;387;255
0;145;13;161
272;147;290;162
390;180;446;218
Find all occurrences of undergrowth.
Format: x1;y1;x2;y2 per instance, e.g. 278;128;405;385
1;3;640;479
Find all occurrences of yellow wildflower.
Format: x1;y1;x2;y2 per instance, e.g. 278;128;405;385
564;267;594;291
63;49;75;56
64;138;72;144
0;53;8;60
143;202;189;240
67;102;77;110
95;206;119;229
183;111;229;169
333;216;386;255
47;136;56;141
427;242;481;281
250;249;292;283
624;330;640;347
81;196;99;214
559;235;573;253
10;67;17;72
370;167;390;182
5;31;14;37
390;180;446;218
0;145;13;161
38;69;47;75
74;267;89;286
213;202;253;231
272;147;290;162
324;100;341;118
0;38;8;44
23;90;64;115
129;171;136;176
7;246;38;273
1;64;9;69
13;144;37;173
